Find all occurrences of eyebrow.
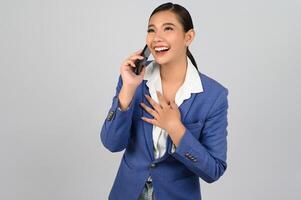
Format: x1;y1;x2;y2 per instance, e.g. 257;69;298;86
148;22;176;28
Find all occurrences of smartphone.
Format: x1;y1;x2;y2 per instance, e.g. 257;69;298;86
134;45;151;75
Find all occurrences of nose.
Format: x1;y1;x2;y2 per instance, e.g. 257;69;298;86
153;35;163;43
153;30;164;43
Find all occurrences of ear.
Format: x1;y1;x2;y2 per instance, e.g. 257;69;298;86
184;29;195;47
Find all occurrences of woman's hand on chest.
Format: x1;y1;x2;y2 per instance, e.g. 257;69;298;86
140;90;186;146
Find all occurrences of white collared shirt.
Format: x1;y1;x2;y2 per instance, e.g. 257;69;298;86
143;56;204;159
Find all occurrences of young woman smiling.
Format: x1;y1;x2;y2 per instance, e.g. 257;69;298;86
100;2;229;200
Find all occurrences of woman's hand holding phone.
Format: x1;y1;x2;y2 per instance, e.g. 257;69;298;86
118;50;146;111
120;49;146;88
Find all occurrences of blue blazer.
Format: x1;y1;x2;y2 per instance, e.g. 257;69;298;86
100;68;229;200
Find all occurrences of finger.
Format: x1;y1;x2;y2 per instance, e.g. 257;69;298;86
156;91;169;108
129;55;144;62
140;103;159;119
124;59;136;68
139;66;146;77
141;116;159;127
131;49;143;57
170;100;178;109
144;94;162;111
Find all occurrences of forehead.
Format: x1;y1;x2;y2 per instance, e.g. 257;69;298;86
148;11;181;27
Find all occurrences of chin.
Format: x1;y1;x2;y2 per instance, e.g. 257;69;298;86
154;56;172;65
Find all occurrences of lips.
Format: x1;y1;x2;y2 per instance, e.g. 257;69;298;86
153;46;170;56
154;46;169;52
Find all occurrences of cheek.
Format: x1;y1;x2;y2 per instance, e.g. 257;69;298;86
170;39;186;54
146;35;153;45
169;34;185;47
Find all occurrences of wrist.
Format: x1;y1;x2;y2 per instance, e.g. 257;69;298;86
167;121;186;147
167;121;185;136
118;85;136;110
123;83;138;92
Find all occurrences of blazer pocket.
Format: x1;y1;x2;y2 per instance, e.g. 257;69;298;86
183;120;204;139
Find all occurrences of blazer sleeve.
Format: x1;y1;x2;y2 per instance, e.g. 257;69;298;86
100;75;136;152
171;88;229;183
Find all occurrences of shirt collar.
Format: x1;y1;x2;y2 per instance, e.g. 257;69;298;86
143;56;203;105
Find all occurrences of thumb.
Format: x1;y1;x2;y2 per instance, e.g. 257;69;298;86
139;66;146;77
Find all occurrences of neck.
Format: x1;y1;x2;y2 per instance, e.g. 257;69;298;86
159;56;188;84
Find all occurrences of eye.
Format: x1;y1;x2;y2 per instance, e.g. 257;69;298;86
164;26;173;31
147;28;154;33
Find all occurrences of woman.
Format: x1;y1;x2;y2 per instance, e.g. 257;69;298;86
100;2;229;200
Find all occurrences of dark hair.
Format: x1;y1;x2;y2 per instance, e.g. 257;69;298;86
149;2;198;70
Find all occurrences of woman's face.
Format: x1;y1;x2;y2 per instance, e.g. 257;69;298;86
146;11;193;65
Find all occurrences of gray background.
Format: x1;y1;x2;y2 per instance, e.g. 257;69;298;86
0;0;300;199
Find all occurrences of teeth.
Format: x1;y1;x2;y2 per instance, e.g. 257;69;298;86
155;47;169;52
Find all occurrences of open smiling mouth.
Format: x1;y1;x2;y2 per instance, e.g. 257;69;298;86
154;46;170;56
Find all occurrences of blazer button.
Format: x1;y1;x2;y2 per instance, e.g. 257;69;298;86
106;110;115;121
149;163;156;169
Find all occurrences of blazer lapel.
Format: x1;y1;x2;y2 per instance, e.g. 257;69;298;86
166;93;197;154
179;93;197;122
142;81;155;161
142;80;198;160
